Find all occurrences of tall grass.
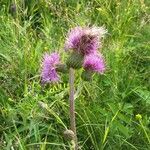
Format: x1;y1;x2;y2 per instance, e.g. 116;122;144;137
0;0;150;149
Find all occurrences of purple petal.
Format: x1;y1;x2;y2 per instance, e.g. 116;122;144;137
83;53;105;73
41;52;60;83
65;26;107;55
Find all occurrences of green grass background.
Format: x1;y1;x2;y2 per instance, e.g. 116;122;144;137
0;0;150;149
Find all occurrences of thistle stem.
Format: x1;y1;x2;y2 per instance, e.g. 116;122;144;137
69;68;78;150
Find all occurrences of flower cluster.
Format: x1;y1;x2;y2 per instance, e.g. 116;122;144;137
65;26;106;74
41;26;106;83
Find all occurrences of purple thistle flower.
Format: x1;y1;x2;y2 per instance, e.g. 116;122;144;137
65;27;83;51
65;26;107;55
83;53;105;73
41;52;60;83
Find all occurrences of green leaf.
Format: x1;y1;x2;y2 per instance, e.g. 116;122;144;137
114;121;131;138
134;89;150;104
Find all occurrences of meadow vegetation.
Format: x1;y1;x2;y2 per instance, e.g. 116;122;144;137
0;0;150;149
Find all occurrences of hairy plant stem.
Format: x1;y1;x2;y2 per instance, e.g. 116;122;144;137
69;68;78;150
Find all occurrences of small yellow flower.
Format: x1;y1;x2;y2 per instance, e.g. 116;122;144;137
44;47;48;50
135;114;142;120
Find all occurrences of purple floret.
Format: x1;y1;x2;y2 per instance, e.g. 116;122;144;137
65;27;83;51
65;26;106;55
41;52;60;83
83;53;105;73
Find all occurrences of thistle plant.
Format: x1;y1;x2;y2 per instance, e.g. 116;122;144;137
41;26;107;149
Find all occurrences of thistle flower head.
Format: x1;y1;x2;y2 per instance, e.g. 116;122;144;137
65;27;83;51
65;26;106;55
83;53;105;73
41;52;60;83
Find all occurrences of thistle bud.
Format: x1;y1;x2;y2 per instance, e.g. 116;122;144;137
66;52;83;69
9;3;17;17
63;129;75;140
